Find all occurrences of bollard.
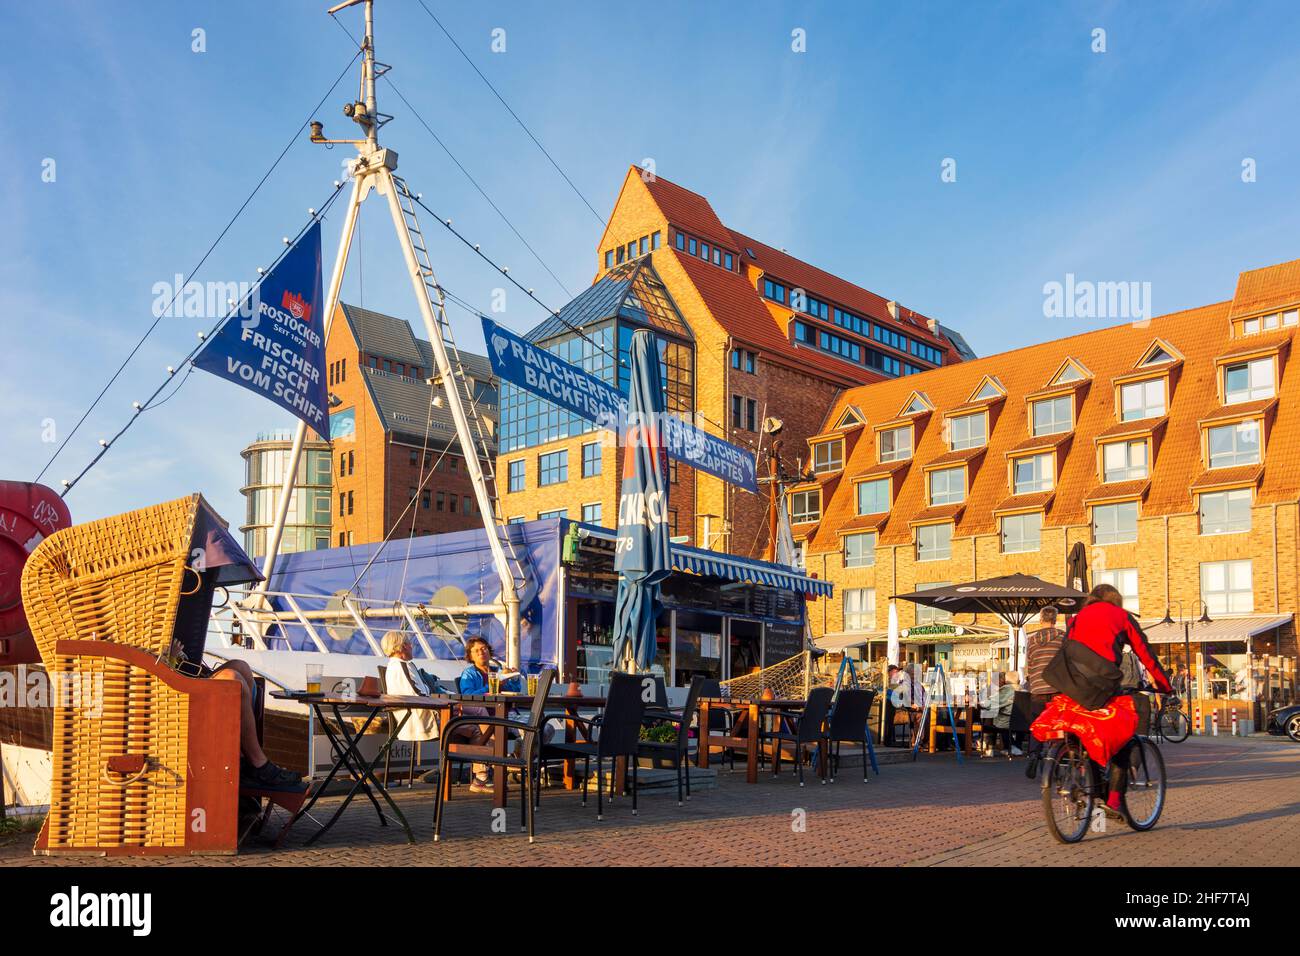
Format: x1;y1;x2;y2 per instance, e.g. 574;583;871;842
1231;709;1239;736
1211;709;1219;736
1193;701;1202;735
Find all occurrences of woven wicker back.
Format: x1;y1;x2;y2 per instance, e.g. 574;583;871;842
22;495;201;665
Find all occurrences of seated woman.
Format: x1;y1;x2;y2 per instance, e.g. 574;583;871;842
457;635;522;695
381;632;443;743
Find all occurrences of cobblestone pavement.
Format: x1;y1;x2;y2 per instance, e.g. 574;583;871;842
4;736;1297;866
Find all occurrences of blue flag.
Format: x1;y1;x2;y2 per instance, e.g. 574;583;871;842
193;222;330;437
482;316;758;493
612;329;673;671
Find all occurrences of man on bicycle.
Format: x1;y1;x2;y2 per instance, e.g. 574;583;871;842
1033;583;1173;818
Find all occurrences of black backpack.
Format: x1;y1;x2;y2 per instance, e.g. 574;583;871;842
1043;618;1123;710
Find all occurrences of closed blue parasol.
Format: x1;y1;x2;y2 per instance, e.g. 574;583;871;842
611;329;672;672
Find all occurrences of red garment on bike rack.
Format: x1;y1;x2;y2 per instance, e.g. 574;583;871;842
1030;693;1138;766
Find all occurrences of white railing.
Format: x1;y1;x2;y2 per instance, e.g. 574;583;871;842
208;587;496;658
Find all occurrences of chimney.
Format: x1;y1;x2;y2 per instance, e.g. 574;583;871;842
886;300;899;321
927;317;940;335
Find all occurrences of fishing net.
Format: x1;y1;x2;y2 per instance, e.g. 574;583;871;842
720;651;835;700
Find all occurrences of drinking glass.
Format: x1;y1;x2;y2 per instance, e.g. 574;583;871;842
305;664;323;695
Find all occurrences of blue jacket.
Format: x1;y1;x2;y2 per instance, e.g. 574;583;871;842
458;664;521;695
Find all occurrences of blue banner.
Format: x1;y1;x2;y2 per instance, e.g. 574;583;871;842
194;222;330;437
482;317;758;493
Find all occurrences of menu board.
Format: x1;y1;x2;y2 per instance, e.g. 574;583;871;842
763;621;805;667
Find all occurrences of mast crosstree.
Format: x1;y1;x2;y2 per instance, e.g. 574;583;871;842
250;0;525;665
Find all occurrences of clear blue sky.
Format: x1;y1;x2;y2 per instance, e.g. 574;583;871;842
4;0;1299;528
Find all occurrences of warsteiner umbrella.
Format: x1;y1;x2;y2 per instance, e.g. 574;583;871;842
894;573;1087;632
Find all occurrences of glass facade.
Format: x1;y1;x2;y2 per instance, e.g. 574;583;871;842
241;435;333;558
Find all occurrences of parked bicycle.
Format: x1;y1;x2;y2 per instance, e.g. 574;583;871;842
1040;732;1166;844
1151;694;1190;743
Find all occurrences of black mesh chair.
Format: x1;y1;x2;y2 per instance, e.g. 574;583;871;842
636;675;705;806
433;667;555;843
826;688;877;783
538;671;647;820
762;686;834;787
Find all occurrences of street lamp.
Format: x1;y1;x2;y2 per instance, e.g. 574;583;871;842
1161;601;1212;721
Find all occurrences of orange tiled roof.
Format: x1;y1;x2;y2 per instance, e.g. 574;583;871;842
1189;464;1264;490
641;174;735;250
834;512;891;534
993;491;1056;514
1006;432;1074;455
909;503;966;525
1095;417;1168;441
851;460;913;481
1214;333;1293;363
805;258;1300;554
1198;397;1277;425
1083;480;1151;504
923;447;987;469
1229;258;1300;319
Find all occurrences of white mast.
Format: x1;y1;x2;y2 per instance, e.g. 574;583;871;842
249;0;522;665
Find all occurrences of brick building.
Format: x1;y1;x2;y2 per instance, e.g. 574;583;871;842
322;302;498;546
799;257;1300;719
497;167;972;556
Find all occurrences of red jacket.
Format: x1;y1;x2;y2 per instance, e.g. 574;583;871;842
1065;601;1173;694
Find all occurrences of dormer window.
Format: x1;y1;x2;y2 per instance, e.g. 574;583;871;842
834;405;865;430
1120;378;1166;421
812;438;844;474
1048;357;1093;387
948;411;987;450
1013;453;1054;494
1031;395;1073;436
879;425;913;462
1224;358;1275;404
972;381;1002;401
928;466;966;506
1102;440;1149;482
1207;421;1261;468
1142;346;1176;366
856;478;890;515
900;391;934;416
1242;310;1299;335
790;488;821;524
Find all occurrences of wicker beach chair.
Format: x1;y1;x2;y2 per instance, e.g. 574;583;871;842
21;493;261;856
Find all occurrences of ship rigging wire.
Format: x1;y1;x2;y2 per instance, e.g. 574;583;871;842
33;49;363;489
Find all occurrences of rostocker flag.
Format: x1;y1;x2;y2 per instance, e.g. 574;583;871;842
193;221;330;437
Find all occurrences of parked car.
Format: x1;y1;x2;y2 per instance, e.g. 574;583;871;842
1265;703;1300;742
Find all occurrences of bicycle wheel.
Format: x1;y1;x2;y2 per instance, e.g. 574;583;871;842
1123;737;1166;831
1158;706;1189;743
1042;738;1095;844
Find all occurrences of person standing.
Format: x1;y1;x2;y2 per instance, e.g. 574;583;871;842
1023;606;1065;776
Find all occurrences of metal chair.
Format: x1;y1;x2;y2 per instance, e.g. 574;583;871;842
538;671;647;820
762;686;834;787
433;668;555;843
636;675;705;805
826;688;877;783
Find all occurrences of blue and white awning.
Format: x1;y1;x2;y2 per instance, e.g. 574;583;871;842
670;544;833;598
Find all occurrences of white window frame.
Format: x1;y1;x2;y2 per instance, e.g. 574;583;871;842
948;412;986;450
1092;500;1138;545
1198;487;1252;535
1000;512;1042;554
812;439;844;474
1120;378;1165;421
879;426;912;463
1223;358;1275;404
916;522;952;562
1031;395;1072;436
1207;420;1261;469
843;588;876;631
856;478;890;515
1200;560;1253;615
843;531;876;568
1102;440;1149;483
928;466;966;506
790;489;821;524
1013;453;1054;494
915;582;952;625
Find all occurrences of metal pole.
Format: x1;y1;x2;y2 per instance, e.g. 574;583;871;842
376;167;521;667
1184;619;1193;724
253;172;366;603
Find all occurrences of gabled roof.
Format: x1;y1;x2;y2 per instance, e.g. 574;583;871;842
898;390;935;417
640;173;734;250
1046;356;1093;387
833;405;866;430
526;258;691;344
1135;338;1184;368
340;303;426;367
969;375;1007;403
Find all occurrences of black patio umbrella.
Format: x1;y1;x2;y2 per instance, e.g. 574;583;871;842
1066;541;1090;593
894;573;1088;630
